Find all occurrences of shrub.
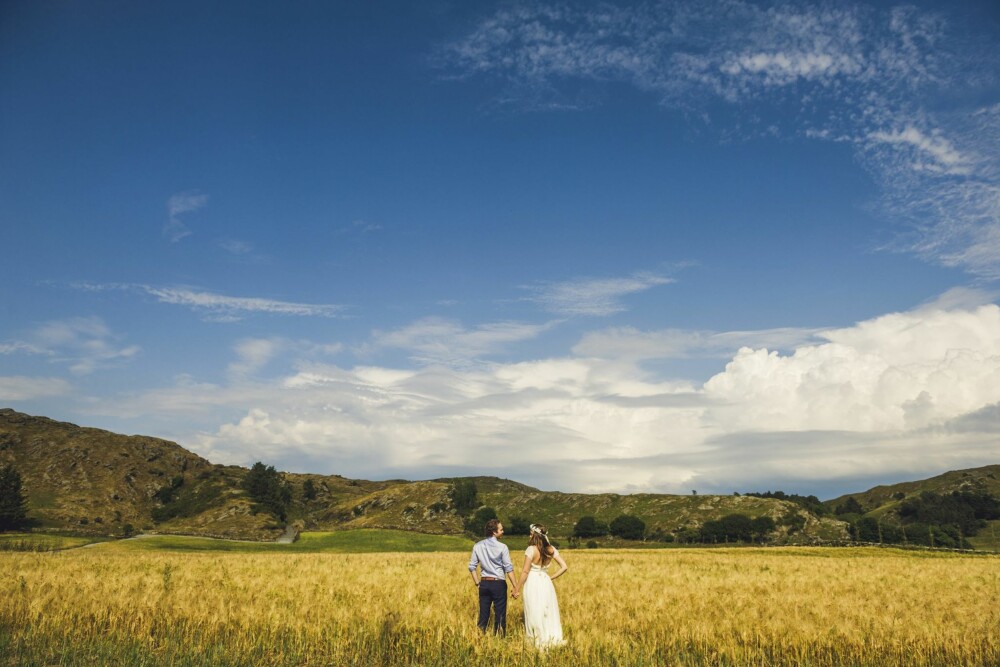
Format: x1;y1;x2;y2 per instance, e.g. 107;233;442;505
573;516;608;538
448;480;478;515
609;514;646;540
505;516;531;535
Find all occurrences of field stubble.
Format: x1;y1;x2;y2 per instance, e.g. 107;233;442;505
1;546;997;666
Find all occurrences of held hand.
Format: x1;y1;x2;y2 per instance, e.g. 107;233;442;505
511;589;520;599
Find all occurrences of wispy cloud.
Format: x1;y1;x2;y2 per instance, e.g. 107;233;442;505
574;325;824;360
368;317;556;364
219;239;254;255
523;272;673;316
227;337;343;377
868;127;973;176
0;376;72;400
442;2;1000;279
164;191;208;242
337;219;383;234
71;282;347;321
1;316;139;375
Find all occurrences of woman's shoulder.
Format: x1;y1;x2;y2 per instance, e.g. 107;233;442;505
524;544;538;555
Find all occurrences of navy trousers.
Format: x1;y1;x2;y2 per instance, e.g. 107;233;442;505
477;580;508;635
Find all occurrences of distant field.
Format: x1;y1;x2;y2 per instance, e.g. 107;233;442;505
1;546;996;666
90;529;473;553
0;533;110;551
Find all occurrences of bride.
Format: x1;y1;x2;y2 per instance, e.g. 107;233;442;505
512;523;568;648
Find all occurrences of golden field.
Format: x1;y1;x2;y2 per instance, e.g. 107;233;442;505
1;542;998;666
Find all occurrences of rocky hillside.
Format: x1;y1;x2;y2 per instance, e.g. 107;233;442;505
825;464;1000;512
7;408;994;546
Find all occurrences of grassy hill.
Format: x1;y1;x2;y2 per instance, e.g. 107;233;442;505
4;408;996;548
824;464;1000;513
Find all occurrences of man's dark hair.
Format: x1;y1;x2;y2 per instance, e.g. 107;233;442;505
483;518;501;537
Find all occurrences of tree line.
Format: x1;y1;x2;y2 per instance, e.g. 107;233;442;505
838;490;1000;549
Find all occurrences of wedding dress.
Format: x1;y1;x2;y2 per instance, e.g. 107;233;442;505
522;548;565;649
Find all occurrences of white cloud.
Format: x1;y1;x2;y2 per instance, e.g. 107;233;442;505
368;317;556;364
79;296;1000;494
164;191;208;242
703;304;1000;433
443;2;1000;278
868;126;973;175
141;286;345;319
227;337;343;377
3;316;139;375
0;376;72;400
573;325;823;360
219;239;253;255
524;272;673;316
70;282;346;320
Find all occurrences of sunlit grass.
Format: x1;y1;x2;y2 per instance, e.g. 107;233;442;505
0;532;109;551
87;529;472;553
1;545;996;665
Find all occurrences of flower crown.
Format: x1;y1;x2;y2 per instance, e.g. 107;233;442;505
529;523;544;535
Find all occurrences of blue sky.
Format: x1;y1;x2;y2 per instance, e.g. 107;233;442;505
2;0;999;497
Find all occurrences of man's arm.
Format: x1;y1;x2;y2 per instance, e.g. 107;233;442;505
501;545;516;592
468;545;481;587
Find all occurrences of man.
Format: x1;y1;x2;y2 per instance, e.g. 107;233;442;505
468;518;516;635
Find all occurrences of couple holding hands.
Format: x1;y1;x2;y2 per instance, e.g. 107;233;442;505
468;519;568;649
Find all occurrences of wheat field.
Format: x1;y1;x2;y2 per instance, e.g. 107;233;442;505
1;545;998;666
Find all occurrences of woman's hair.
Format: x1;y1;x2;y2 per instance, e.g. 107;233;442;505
528;523;554;566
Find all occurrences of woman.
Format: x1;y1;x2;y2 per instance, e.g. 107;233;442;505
512;523;568;649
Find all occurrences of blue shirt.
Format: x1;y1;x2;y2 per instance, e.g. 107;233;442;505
468;536;514;579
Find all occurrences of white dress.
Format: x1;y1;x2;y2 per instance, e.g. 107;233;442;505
522;547;565;649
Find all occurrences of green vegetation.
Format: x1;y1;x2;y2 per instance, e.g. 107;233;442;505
745;490;827;515
447;479;478;514
243;462;292;522
573;516;608;538
0;533;109;551
845;490;1000;548
465;506;497;535
92;529;471;553
608;514;646;540
0;464;30;531
152;480;225;523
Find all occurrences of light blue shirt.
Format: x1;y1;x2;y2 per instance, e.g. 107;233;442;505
468;536;514;579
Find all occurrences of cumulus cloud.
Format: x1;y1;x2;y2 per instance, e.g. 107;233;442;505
524;272;673;316
163;191;208;242
79;297;1000;494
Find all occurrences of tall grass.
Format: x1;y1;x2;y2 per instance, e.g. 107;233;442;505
1;547;997;665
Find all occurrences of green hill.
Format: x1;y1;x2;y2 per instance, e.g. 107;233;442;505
3;408;995;548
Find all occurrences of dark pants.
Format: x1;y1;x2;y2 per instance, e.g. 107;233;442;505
477;579;507;635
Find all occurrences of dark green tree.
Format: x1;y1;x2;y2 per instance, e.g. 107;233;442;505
302;479;317;501
0;464;30;531
835;497;864;515
465;506;498;535
749;516;776;542
609;514;646;540
506;515;531;535
243;462;292;522
448;479;479;515
573;516;609;538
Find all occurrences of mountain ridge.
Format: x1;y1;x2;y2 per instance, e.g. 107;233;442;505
2;409;995;547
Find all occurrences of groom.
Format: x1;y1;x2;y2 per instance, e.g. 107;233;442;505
468;518;516;635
